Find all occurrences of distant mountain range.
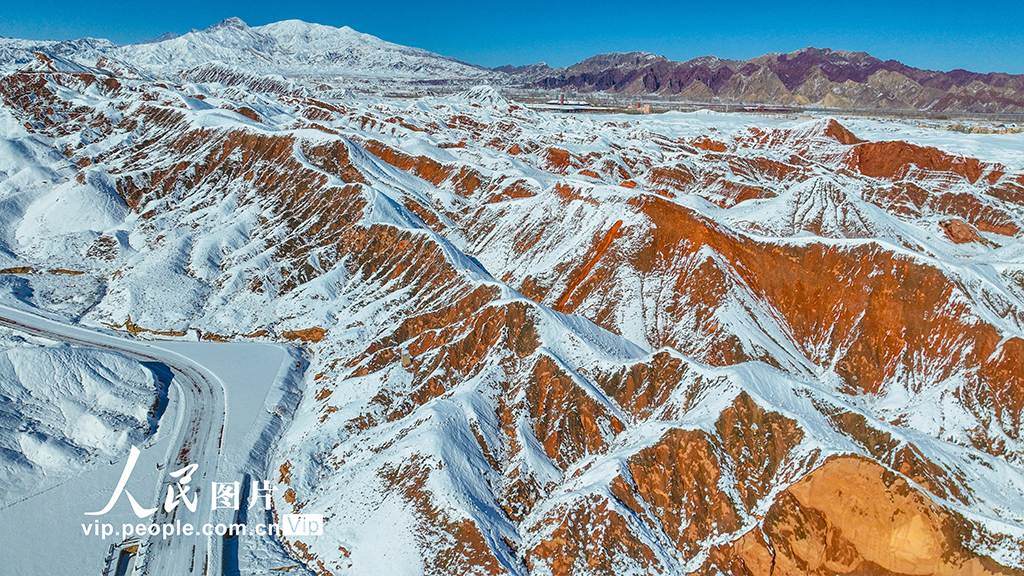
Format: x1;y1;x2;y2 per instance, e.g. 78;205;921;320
3;17;1024;113
525;48;1024;113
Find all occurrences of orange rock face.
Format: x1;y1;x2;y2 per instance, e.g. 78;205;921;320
821;118;865;145
526;496;659;576
282;327;327;342
706;456;1021;576
846;140;996;184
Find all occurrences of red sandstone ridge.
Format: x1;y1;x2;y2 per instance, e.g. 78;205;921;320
821;118;864;145
846;139;997;184
553;220;622;311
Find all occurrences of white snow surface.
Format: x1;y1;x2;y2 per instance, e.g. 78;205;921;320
0;336;157;505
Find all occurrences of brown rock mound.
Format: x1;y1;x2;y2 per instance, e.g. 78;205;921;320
940;218;991;245
281;327;327;342
821;118;865;145
847;140;994;184
708;455;1023;576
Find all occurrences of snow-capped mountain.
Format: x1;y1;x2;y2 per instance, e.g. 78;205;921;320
111;17;493;79
0;18;494;82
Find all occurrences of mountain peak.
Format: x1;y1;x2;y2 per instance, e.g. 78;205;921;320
605;51;664;62
455;85;509;106
781;46;874;63
207;17;249;31
138;32;181;45
564;51;668;73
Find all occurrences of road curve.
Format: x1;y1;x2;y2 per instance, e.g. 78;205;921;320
0;304;227;575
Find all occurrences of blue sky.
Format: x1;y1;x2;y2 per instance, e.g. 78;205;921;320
2;0;1022;73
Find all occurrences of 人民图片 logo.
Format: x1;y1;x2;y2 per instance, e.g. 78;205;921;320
81;445;322;540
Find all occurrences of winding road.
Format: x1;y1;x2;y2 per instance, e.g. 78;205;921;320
0;304;227;575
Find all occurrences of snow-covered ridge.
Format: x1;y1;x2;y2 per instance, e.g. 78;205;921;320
119;17;491;78
1;17;493;81
0;37;115;73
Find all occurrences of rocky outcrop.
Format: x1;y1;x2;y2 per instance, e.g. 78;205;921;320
706;456;1023;576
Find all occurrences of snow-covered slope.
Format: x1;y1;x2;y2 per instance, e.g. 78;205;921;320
0;326;159;507
0;36;116;73
2;18;496;84
110;17;492;79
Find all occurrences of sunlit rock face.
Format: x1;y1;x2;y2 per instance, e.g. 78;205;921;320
2;50;1024;575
